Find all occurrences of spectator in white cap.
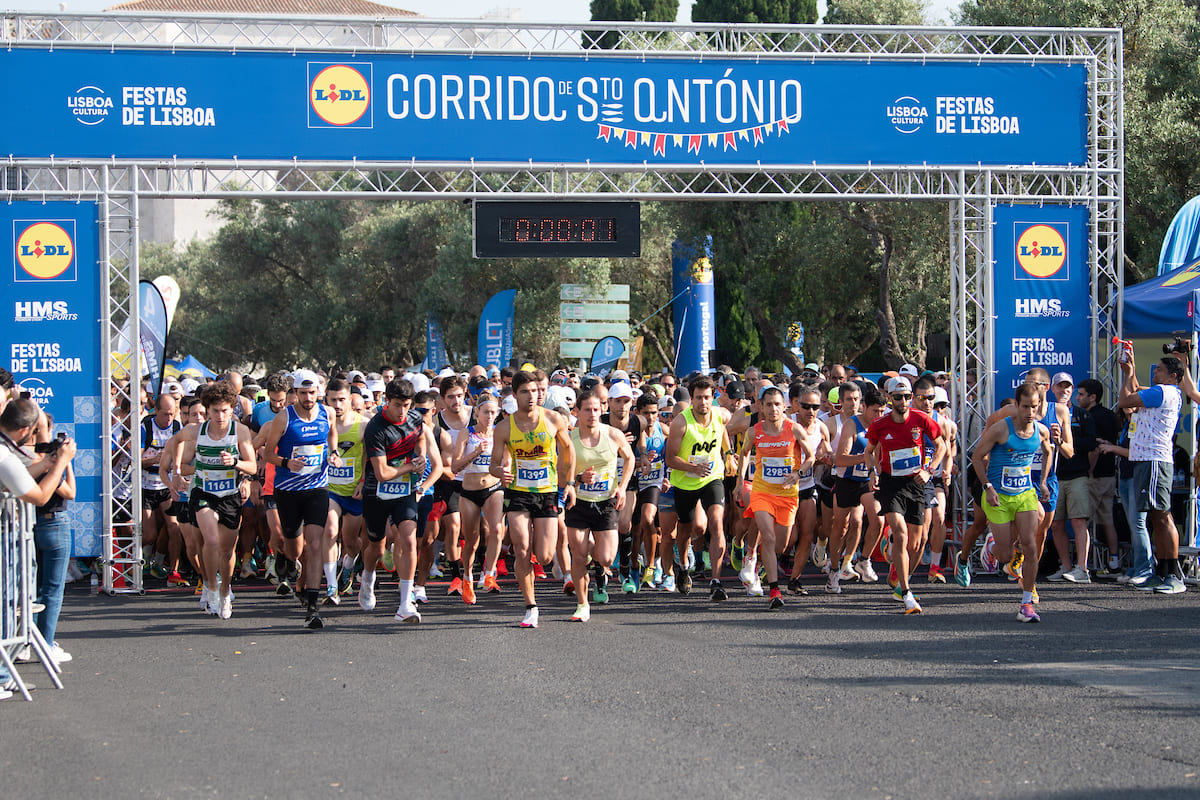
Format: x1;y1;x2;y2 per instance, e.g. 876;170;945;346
898;364;920;379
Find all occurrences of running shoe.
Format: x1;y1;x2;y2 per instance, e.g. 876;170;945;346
891;584;905;602
592;584;609;605
701;551;712;575
684;546;696;573
710;580;727;602
264;554;280;585
239;557;257;579
150;562;169;580
787;577;808;596
323;586;341;606
571;603;591;622
953;551;972;588
662;575;677;593
622;574;638;594
395;604;422;624
854;560;879;583
305;608;324;629
194;578;204;596
532;558;547;580
1136;576;1165;592
200;588;213;613
730;541;745;572
738;560;758;588
747;579;764;597
824;577;842;595
462;579;477;605
979;533;999;573
384;550;397;574
768;587;784;610
812;540;828;569
887;563;899;589
167;570;190;588
275;580;293;597
563;579;575;596
643;566;657;588
1062;566;1091;584
927;564;947;584
1031;586;1040;604
496;558;509;578
359;575;377;611
678;569;692;596
837;564;859;583
448;577;463;596
1016;602;1040;623
519;606;538;628
1003;553;1024;581
218;593;232;620
903;592;922;615
338;562;357;595
483;575;501;594
413;586;428;605
1155;575;1187;594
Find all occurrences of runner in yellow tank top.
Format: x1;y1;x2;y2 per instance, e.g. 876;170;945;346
490;370;576;629
664;374;732;600
324;379;366;599
564;391;634;622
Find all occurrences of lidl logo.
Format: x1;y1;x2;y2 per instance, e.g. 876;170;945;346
308;63;372;128
1163;258;1200;287
1015;223;1068;280
690;257;713;284
14;221;76;282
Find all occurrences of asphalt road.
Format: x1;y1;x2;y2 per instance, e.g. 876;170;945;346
3;569;1199;799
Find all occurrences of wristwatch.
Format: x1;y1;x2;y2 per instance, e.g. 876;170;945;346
985;482;994;491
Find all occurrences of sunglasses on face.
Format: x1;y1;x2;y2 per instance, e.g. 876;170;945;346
916;394;936;401
891;393;912;400
799;402;821;411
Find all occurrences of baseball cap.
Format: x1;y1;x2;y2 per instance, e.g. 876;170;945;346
898;364;919;378
608;382;634;400
609;369;630;384
886;376;913;394
828;386;840;404
366;379;386;394
405;372;430;393
291;369;321;389
803;362;820;374
580;376;601;392
346;370;366;384
723;381;747;400
657;396;674;411
180;377;200;395
1052;372;1074;386
163;380;183;395
932;386;950;406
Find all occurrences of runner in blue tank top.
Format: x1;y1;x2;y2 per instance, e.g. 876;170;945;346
262;369;342;629
972;382;1053;623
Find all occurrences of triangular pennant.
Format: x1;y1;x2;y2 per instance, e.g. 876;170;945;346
688;134;702;154
613;127;624;140
625;129;637;147
753;127;763;144
599;125;611;141
708;133;718;147
738;128;750;141
673;134;684;147
778;117;790;134
654;134;666;156
724;131;737;151
640;131;651;146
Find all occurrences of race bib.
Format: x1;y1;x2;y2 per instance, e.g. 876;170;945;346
640;462;664;486
761;456;793;485
889;446;921;476
515;459;551;490
851;461;870;479
293;443;324;475
329;457;355;486
1001;465;1031;494
473;452;492;468
1031;448;1044;472
201;469;237;496
689;454;715;474
377;476;412;500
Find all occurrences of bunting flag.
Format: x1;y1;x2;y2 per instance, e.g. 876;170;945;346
594;114;799;158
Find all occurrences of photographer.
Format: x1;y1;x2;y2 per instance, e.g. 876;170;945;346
0;398;77;697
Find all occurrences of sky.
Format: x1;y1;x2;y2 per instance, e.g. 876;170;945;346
18;0;959;25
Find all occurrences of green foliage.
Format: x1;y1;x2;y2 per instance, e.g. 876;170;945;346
588;0;680;49
824;0;926;25
690;0;817;24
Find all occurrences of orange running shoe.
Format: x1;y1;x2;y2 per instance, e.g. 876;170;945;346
483;575;501;593
448;577;463;596
888;563;899;589
496;559;509;577
462;579;476;605
532;559;547;580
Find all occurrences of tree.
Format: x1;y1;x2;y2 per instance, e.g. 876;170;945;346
691;0;818;24
588;0;680;49
825;0;926;25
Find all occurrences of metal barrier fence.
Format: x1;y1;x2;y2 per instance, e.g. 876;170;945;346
1;494;64;701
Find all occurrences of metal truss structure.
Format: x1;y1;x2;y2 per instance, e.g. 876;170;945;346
0;14;1122;590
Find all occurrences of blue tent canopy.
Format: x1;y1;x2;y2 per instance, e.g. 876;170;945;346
1158;195;1200;276
165;354;217;379
1123;256;1200;337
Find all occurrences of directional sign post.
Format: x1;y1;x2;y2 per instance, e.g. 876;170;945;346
559;284;630;366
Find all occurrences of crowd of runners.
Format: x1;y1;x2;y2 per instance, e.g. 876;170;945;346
106;347;1194;631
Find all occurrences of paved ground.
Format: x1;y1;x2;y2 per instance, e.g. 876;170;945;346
3;569;1200;799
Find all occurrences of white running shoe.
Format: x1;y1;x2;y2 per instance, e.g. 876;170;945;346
837;564;858;582
738;559;758;587
218;593;232;620
571;603;590;622
854;560;879;583
812;540;828;569
747;579;765;597
358;575;377;611
394;604;422;624
412;585;428;605
520;606;539;628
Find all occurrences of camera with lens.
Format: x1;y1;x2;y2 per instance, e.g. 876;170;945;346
34;432;68;454
1163;334;1192;356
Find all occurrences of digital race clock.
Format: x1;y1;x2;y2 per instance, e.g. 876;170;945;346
473;201;641;258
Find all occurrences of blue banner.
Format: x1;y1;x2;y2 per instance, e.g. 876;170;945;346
477;290;516;368
672;236;716;377
6;49;1087;167
1;202;103;557
590;336;626;373
992;204;1091;394
138;280;168;397
424;314;449;371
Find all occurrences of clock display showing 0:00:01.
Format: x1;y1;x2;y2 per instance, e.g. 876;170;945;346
499;215;618;243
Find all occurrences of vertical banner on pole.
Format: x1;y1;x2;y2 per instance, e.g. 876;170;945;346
477;289;516;368
1;202;103;557
992;204;1091;393
424;314;449;371
672;236;716;376
138;280;168;397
